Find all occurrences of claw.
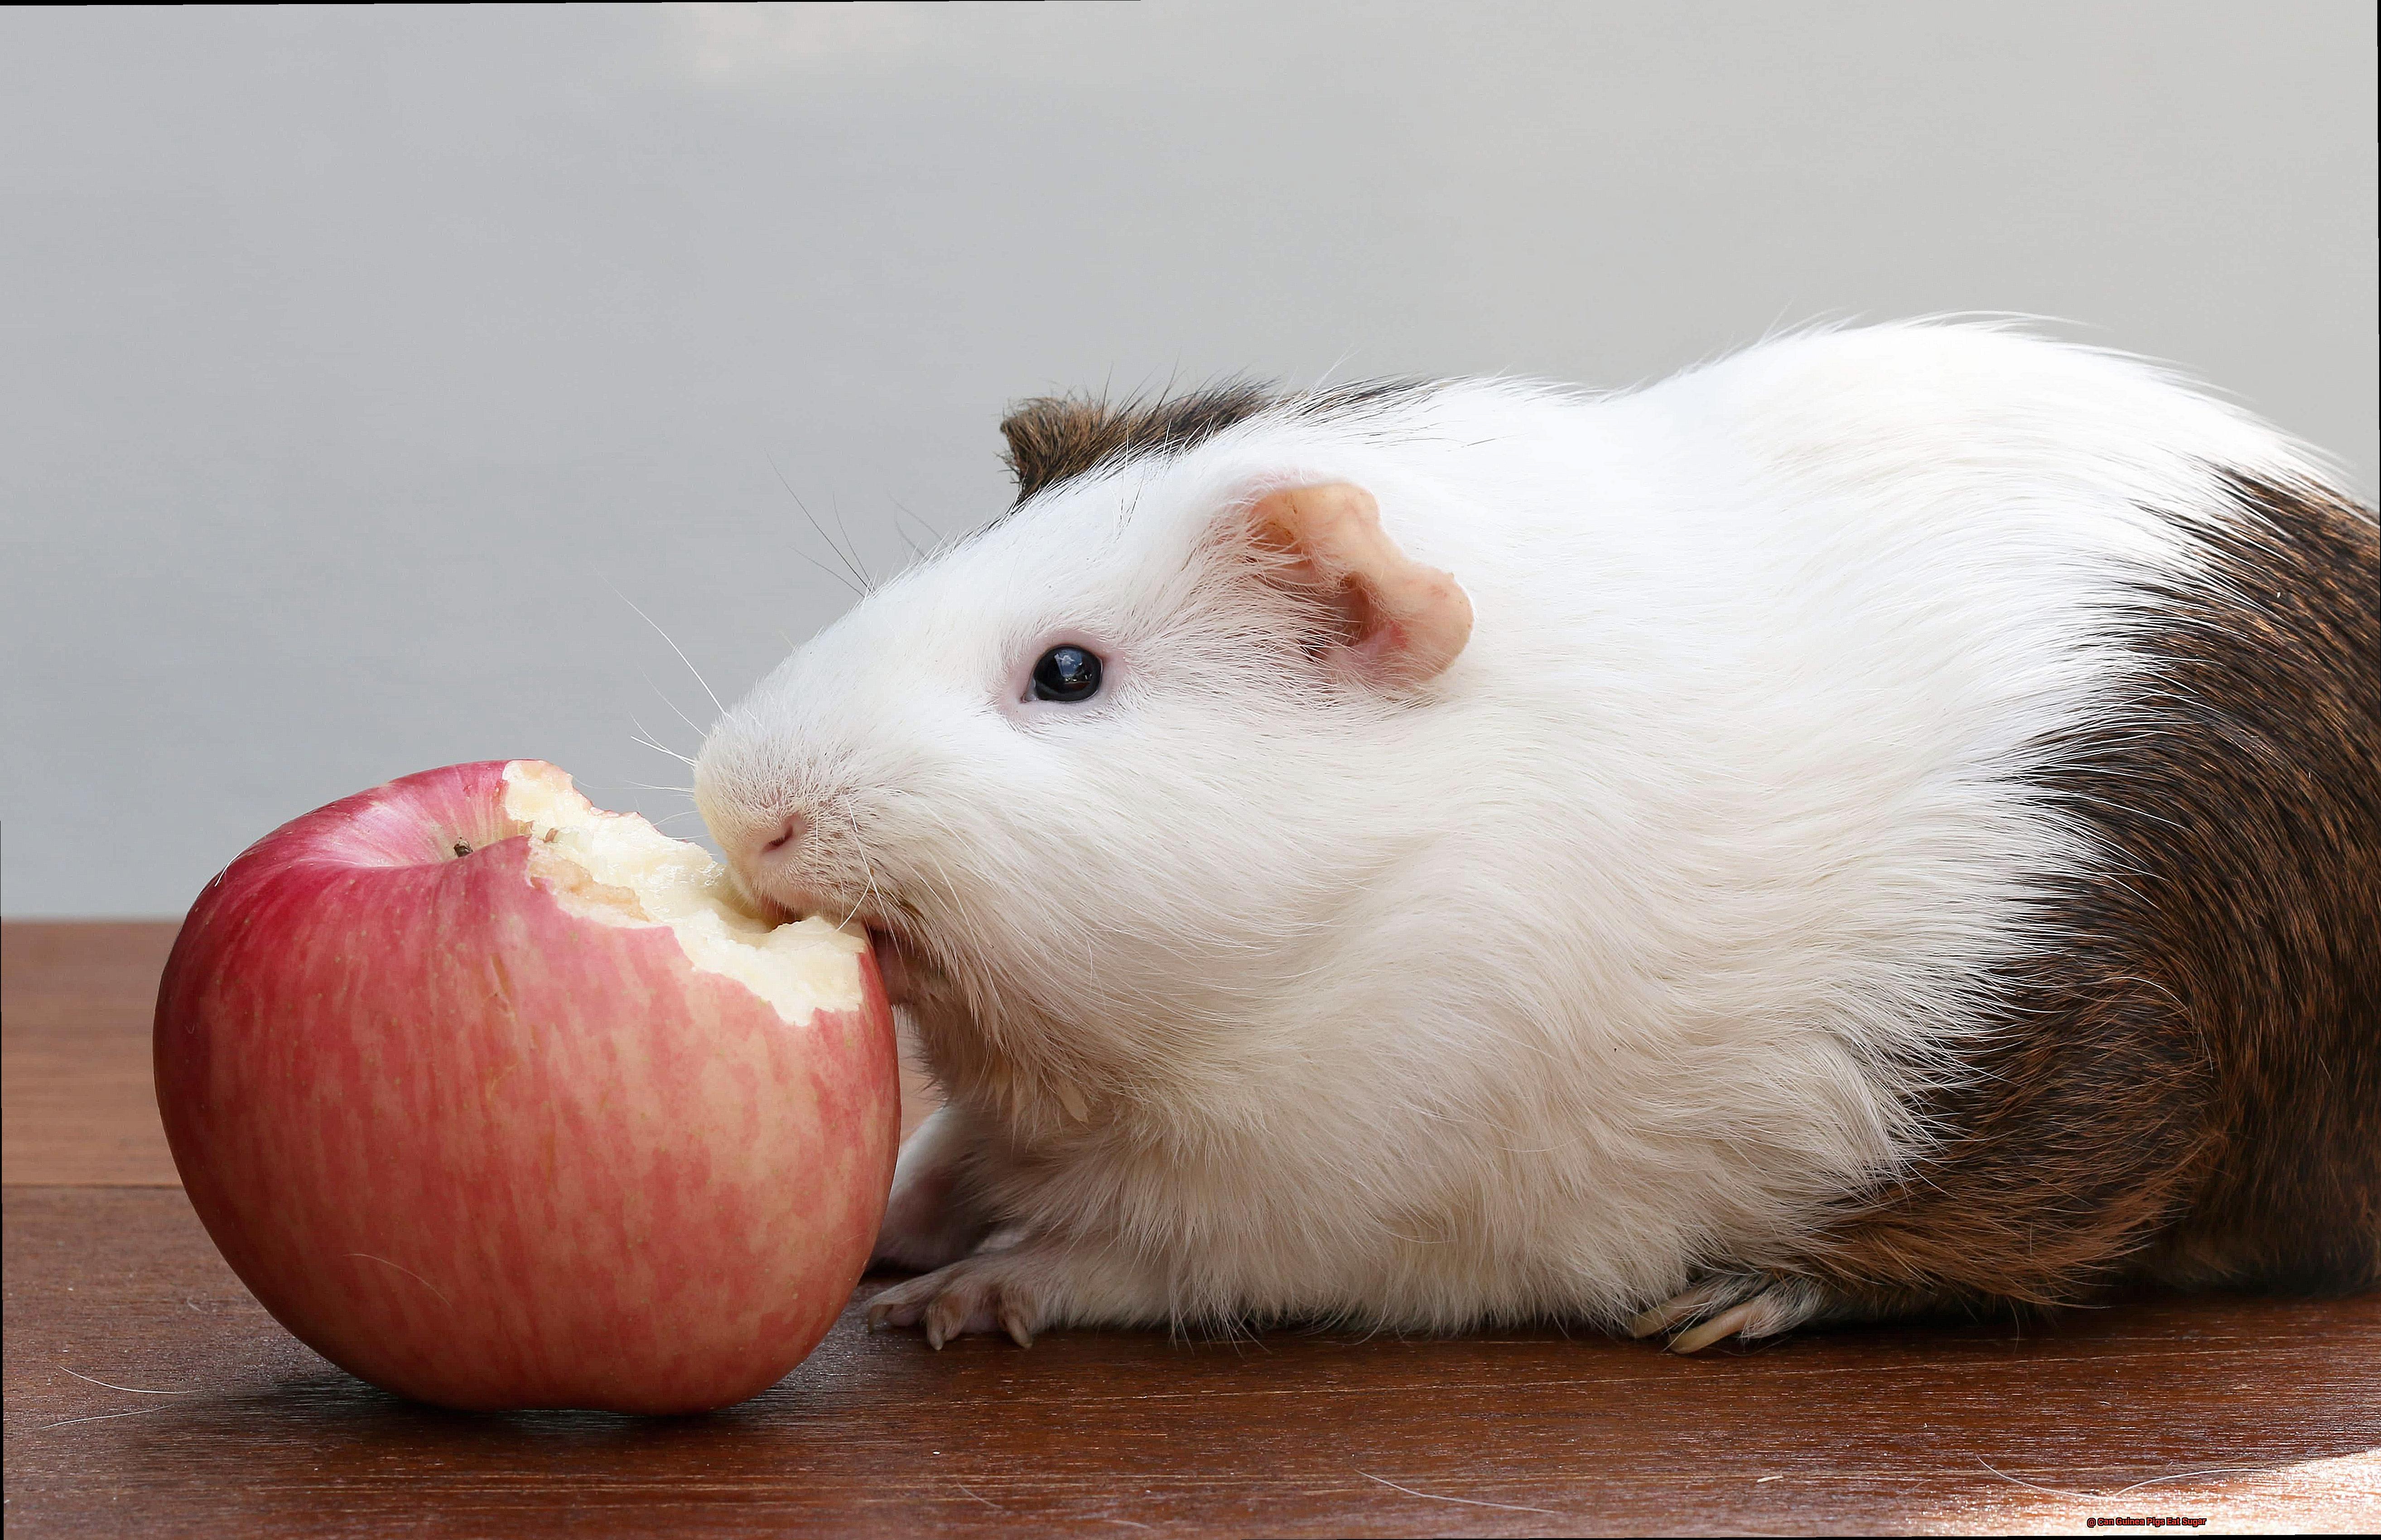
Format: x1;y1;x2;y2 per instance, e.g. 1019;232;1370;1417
868;1293;923;1331
925;1290;972;1351
1628;1282;1723;1339
863;1255;1052;1349
1668;1298;1767;1353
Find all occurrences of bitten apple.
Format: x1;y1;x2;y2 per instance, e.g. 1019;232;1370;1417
153;759;899;1414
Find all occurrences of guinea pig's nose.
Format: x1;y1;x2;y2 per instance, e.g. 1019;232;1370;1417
759;810;810;857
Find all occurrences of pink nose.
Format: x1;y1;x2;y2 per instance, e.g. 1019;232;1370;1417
758;810;810;857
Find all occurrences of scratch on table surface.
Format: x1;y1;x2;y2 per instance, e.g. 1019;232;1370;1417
1974;1456;2299;1499
1357;1471;1563;1516
953;1483;1009;1513
40;1404;174;1431
56;1366;194;1395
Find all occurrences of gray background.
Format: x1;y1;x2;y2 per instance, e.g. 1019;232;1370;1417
4;1;2374;917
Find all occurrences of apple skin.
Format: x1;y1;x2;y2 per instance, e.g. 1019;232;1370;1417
154;760;899;1414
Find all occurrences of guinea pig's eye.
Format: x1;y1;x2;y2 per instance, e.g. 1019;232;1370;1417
1030;644;1103;703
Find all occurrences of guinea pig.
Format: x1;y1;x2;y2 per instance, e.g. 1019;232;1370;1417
693;321;2378;1353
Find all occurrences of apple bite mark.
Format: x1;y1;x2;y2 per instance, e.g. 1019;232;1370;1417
497;760;868;1026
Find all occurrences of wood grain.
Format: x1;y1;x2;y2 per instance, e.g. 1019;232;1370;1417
8;1188;2377;1537
5;922;2377;1536
2;922;181;1185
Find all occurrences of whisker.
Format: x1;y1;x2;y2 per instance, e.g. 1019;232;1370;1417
891;798;980;924
777;541;863;598
891;499;946;543
627;712;699;767
638;667;709;740
839;799;890;932
889;499;946;558
827;494;872;590
608;583;725;716
769;459;868;595
631;733;697;768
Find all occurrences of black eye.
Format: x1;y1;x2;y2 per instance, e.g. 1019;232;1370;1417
1030;645;1103;703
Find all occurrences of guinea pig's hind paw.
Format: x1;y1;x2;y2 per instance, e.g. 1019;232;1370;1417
1666;1293;1797;1353
1633;1275;1830;1354
1625;1280;1729;1339
865;1258;1045;1349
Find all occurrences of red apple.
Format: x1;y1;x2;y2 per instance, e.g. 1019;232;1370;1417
153;759;899;1414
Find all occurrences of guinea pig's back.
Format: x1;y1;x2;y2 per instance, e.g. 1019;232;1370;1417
2067;472;2379;1292
1581;325;2381;1301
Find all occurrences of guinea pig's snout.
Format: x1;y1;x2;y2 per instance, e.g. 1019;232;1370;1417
723;807;809;876
760;810;809;857
708;801;820;923
700;789;810;881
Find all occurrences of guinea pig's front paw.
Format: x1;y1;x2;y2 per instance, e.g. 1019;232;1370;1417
870;1104;995;1274
1626;1273;1833;1354
871;1175;993;1274
866;1253;1051;1349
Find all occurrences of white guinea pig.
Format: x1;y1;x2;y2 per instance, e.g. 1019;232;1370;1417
694;321;2379;1352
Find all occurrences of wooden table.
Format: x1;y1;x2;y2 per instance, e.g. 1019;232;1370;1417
6;922;2376;1536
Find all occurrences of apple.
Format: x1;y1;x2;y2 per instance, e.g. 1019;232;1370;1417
153;759;899;1414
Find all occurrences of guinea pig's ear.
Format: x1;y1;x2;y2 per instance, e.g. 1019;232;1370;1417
1245;483;1473;689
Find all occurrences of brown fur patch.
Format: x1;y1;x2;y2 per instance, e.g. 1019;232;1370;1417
998;380;1437;505
999;383;1277;505
1767;475;2380;1314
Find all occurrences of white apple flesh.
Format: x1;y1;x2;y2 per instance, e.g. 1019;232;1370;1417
154;760;899;1414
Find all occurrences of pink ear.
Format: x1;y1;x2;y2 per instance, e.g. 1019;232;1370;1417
1247;483;1473;688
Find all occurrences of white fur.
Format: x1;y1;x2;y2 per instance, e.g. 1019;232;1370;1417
696;322;2320;1335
